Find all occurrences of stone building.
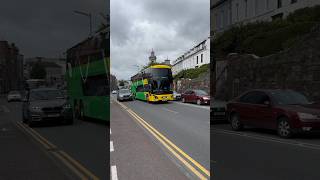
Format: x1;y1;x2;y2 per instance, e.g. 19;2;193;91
172;37;210;75
0;41;24;94
212;0;320;33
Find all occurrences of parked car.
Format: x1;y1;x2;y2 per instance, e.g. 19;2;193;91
173;91;181;101
227;89;320;138
7;91;22;102
117;89;133;101
182;89;210;105
22;88;73;127
112;90;117;94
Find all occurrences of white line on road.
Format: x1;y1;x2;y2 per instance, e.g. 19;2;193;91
162;107;178;114
213;128;320;150
1;105;10;113
111;165;118;180
172;101;210;110
110;129;112;134
110;141;114;152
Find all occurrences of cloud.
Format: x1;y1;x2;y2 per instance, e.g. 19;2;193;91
111;0;209;80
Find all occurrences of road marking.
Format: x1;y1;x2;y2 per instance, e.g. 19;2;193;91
111;166;118;180
162;107;178;114
1;105;10;113
213;128;320;150
15;122;99;179
110;129;112;134
172;102;210;110
115;100;210;179
110;141;114;152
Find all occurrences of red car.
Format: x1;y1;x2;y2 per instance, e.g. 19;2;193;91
182;89;210;105
227;89;320;138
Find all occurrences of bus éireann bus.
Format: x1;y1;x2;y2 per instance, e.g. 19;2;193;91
130;64;174;102
66;29;109;122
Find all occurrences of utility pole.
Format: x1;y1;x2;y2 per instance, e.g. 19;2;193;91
74;10;92;36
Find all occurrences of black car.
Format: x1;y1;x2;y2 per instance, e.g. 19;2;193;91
22;88;73;127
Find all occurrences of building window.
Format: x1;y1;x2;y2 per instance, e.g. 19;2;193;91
291;0;297;4
196;56;198;64
278;0;282;8
201;54;203;63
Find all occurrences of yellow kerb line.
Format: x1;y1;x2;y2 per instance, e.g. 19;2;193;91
126;109;207;180
117;101;210;177
16;122;99;180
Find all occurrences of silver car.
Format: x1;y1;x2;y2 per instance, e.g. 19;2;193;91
117;89;133;101
22;88;73;127
7;91;22;102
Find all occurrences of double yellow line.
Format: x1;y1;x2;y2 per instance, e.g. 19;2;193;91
15;122;99;180
116;101;210;180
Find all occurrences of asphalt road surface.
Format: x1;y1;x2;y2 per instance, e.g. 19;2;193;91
110;95;210;179
0;97;108;179
212;123;320;180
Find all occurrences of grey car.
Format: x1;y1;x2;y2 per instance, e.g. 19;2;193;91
22;88;73;127
117;89;133;101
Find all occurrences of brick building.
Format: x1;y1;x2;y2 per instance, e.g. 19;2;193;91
0;41;24;94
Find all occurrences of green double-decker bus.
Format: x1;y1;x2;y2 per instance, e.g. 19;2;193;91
131;64;174;102
66;30;109;122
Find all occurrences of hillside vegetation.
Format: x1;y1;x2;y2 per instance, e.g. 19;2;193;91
213;5;320;58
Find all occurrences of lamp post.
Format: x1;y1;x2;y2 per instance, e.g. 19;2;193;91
74;10;92;36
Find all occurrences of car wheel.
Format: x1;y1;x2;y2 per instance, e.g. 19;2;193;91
197;99;201;105
277;117;293;138
182;98;186;103
230;113;243;131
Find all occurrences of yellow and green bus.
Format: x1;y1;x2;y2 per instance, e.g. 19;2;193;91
66;30;109;122
130;64;174;102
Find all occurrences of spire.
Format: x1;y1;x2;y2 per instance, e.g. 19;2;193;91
149;49;156;63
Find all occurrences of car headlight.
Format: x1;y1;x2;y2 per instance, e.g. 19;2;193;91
63;103;71;109
30;106;41;112
297;112;318;120
203;97;209;100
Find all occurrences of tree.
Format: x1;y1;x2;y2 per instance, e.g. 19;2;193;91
30;61;46;79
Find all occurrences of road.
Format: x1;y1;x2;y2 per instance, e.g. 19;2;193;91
212;123;320;180
110;95;210;179
0;97;108;179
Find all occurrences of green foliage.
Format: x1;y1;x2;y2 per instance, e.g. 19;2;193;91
174;64;209;80
30;62;46;79
213;5;320;58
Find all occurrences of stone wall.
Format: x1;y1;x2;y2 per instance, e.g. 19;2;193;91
174;71;210;94
216;25;320;102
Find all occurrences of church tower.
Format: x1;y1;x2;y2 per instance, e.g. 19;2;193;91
149;49;157;63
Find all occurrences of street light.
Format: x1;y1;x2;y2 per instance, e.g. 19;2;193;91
74;10;92;36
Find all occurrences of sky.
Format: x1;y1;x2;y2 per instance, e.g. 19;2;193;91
0;0;108;58
111;0;210;80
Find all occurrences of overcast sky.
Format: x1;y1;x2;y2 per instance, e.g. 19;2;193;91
111;0;209;80
0;0;108;58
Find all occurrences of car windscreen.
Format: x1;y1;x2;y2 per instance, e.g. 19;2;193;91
195;90;208;96
270;90;311;105
30;90;64;101
119;89;130;94
9;91;20;95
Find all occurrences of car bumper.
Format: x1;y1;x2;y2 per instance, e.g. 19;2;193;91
118;96;133;101
201;100;210;105
29;111;73;122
